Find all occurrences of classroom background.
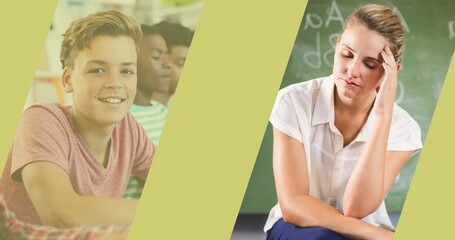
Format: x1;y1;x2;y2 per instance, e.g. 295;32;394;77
26;0;203;109
232;0;455;239
17;0;455;239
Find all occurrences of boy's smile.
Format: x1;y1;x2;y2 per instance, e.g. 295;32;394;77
97;96;126;104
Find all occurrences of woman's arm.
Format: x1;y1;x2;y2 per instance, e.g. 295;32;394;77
343;46;416;218
343;121;415;218
22;161;140;228
273;127;393;240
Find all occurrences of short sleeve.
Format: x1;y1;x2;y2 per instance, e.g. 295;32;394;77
387;106;423;151
269;89;306;143
11;105;70;182
130;115;154;176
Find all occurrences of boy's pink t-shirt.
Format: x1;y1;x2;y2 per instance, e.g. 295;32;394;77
0;103;154;225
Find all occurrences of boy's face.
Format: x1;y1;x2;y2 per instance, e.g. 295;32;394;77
63;35;137;127
137;34;171;94
168;45;189;94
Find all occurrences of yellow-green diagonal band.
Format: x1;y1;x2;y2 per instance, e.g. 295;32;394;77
129;0;308;239
396;51;455;239
0;2;57;173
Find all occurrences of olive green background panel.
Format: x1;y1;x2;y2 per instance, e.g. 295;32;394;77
0;2;58;173
240;0;455;214
128;0;308;239
395;52;455;239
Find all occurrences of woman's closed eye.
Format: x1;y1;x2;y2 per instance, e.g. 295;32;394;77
342;50;378;70
364;61;377;70
341;50;353;58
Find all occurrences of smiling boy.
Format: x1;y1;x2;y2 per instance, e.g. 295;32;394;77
0;10;153;228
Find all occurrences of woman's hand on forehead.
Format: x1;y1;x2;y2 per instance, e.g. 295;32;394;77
373;46;398;116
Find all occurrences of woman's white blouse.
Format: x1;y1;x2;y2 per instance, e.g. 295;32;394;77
264;75;422;232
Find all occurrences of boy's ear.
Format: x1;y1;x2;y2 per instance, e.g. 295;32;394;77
62;67;73;93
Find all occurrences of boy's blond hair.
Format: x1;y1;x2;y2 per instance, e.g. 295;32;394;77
60;10;142;69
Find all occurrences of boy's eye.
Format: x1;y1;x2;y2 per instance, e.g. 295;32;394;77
151;54;160;60
151;51;162;60
121;69;136;75
89;68;105;74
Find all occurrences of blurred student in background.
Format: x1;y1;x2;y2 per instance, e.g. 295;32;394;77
124;22;195;199
124;24;171;199
130;24;171;145
152;21;194;107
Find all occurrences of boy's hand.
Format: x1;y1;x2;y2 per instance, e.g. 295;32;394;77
99;227;130;240
22;161;139;228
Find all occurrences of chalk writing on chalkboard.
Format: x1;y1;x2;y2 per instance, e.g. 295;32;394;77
298;1;411;103
300;1;411;70
449;21;455;39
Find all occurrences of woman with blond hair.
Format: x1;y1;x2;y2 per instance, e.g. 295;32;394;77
265;4;422;240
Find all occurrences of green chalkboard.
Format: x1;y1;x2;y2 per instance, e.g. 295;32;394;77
240;0;455;213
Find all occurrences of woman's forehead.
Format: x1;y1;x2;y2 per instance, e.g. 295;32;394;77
339;25;389;55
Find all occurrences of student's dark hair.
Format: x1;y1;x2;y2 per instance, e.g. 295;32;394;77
153;21;194;51
60;10;142;69
141;24;162;37
344;4;405;63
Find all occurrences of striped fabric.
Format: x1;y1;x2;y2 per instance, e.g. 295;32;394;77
130;101;168;145
0;192;129;240
124;101;168;199
123;176;145;199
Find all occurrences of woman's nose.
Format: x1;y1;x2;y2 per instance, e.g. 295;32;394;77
347;59;360;78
